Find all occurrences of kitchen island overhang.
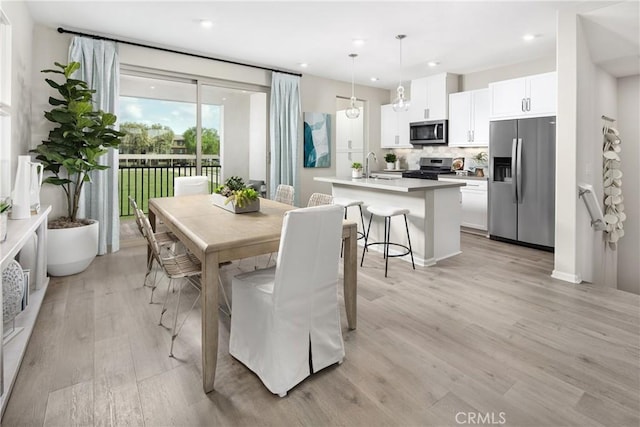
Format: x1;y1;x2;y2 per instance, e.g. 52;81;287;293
315;176;466;267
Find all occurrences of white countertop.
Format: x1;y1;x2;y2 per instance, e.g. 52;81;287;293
314;176;465;193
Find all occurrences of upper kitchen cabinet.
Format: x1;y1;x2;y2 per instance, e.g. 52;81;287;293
380;104;411;148
448;88;489;147
409;73;459;123
336;108;364;150
489;71;556;120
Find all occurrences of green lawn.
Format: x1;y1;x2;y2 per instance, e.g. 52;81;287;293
119;168;176;216
119;167;220;216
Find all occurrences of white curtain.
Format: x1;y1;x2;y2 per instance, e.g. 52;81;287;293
270;72;301;205
69;37;120;254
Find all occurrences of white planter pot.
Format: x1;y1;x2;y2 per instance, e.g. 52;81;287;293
47;220;99;276
386;162;395;170
352;169;363;178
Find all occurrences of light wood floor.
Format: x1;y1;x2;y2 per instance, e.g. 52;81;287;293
3;234;639;426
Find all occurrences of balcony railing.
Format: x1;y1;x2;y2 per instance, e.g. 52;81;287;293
119;164;221;216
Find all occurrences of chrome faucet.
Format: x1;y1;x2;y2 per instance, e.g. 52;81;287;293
365;152;377;178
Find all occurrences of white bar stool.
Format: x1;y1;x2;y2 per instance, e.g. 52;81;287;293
361;205;415;277
332;197;366;240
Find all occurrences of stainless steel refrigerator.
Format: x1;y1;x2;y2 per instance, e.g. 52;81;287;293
489;117;556;250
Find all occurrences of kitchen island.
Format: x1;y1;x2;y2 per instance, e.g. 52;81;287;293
315;176;465;266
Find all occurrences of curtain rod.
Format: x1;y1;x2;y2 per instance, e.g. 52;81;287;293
57;27;302;77
601;115;616;122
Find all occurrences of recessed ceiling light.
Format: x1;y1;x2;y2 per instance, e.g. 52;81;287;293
428;61;440;67
370;77;379;82
199;19;213;28
222;97;227;101
523;34;536;41
352;39;365;46
298;63;308;68
150;86;155;89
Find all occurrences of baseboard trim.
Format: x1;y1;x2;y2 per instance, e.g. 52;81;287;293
551;270;582;284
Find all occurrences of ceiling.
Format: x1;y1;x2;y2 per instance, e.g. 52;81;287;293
26;1;638;89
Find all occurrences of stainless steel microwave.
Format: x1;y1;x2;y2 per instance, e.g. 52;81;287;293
409;120;448;145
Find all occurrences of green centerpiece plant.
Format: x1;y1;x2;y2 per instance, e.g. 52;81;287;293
214;176;260;212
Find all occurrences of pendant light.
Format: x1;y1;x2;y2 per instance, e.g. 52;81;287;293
392;34;410;112
345;53;360;119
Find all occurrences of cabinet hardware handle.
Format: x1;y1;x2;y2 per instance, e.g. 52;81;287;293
348;140;352;149
521;98;526;112
395;135;399;144
467;130;471;142
527;97;531;111
471;130;474;141
348;153;352;161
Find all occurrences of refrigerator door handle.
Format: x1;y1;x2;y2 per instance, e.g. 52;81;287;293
511;138;518;203
516;138;523;203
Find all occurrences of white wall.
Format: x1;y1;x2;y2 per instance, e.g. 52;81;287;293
1;1;33;198
299;73;390;204
249;92;267;182
220;95;250;181
553;9;581;283
461;56;556;91
616;75;640;294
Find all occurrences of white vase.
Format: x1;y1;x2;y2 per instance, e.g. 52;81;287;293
0;212;7;242
47;220;99;276
11;156;31;219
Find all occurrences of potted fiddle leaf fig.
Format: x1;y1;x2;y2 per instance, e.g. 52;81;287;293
31;62;124;276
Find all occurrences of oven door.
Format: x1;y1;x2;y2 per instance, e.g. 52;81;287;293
410;120;448;145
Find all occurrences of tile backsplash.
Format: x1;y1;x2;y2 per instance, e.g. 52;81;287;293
390;146;489;171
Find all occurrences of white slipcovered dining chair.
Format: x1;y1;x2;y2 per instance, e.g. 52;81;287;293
174;175;209;196
229;204;345;397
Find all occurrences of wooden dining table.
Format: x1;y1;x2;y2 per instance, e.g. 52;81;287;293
148;195;358;393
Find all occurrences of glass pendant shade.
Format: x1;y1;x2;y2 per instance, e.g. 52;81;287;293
392;85;410;112
346;96;360;119
345;53;360;119
391;35;410;113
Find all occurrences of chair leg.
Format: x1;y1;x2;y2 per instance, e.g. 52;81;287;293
219;277;232;317
384;216;391;277
169;279;185;358
340;207;347;258
404;214;415;270
360;213;374;267
170;279;201;358
159;278;173;325
358;205;367;251
149;262;160;304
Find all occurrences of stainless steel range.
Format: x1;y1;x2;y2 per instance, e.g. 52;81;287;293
402;157;455;180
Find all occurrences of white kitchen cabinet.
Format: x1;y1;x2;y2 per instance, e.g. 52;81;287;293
448;88;489;147
489;71;556;120
336;151;363;177
380;104;411;148
336;108;364;150
336;109;364;176
438;177;488;231
409;73;459;123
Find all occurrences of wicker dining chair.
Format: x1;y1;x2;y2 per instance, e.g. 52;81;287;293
274;184;295;206
307;193;333;207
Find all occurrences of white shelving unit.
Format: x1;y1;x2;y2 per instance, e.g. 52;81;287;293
0;206;51;415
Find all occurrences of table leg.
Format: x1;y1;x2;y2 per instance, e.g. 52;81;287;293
201;251;220;393
343;223;357;330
